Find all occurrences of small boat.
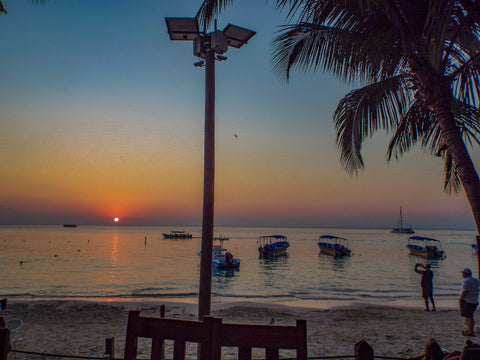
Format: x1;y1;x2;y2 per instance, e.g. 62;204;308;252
163;231;192;239
317;235;352;258
198;236;240;269
258;235;290;258
392;207;415;234
63;224;77;228
407;236;445;259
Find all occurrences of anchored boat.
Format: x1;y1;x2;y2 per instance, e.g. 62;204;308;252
258;235;290;258
163;231;192;239
407;236;445;259
317;235;352;258
198;236;240;269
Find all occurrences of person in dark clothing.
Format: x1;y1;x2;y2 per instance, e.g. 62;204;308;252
405;337;464;360
415;263;436;311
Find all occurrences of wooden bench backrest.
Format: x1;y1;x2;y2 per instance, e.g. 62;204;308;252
124;310;307;360
124;310;213;360
210;317;307;360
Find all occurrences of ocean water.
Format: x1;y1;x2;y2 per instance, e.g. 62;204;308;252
0;225;478;308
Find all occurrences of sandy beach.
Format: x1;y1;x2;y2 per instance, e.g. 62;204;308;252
0;299;476;359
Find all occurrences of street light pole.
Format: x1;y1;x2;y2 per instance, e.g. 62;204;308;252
198;36;215;320
165;14;255;322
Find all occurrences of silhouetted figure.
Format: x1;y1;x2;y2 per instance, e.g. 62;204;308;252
460;268;480;336
415;263;435;311
225;252;234;268
406;337;462;360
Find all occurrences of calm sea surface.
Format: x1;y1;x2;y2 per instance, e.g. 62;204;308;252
0;225;478;308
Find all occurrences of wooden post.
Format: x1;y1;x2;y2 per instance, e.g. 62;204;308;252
105;337;114;360
151;305;165;360
0;328;10;360
355;340;374;360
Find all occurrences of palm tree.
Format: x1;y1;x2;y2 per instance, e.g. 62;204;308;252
270;0;480;274
0;1;7;15
0;0;45;16
202;0;480;273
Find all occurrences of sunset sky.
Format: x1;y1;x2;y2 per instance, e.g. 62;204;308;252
0;0;478;229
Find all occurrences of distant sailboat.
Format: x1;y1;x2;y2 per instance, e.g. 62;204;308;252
392;207;415;234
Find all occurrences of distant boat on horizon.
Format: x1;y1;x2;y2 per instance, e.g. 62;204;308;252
163;230;192;239
62;224;77;228
392;207;415;234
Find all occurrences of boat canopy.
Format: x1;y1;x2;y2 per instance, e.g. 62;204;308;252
409;236;440;242
319;235;346;240
213;236;229;241
260;235;286;240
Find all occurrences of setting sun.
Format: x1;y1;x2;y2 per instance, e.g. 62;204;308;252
113;217;119;223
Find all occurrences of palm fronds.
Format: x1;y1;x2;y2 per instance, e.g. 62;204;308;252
0;1;7;15
196;0;237;30
333;75;410;173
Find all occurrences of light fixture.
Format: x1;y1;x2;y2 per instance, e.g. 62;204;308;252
222;24;256;48
165;17;201;41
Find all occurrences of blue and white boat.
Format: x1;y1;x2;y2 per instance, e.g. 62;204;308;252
317;235;352;258
258;235;290;258
198;236;240;269
407;236;445;259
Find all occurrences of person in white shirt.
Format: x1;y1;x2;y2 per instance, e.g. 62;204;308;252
459;268;480;336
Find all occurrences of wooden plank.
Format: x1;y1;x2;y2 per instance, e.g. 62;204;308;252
265;347;279;360
221;323;298;348
238;347;252;360
173;340;186;360
104;337;114;360
152;304;166;360
205;316;220;360
136;317;205;342
296;320;308;360
152;337;165;360
0;328;10;360
355;340;374;360
124;310;140;360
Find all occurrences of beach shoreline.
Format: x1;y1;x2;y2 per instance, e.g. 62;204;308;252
5;295;462;311
1;299;476;359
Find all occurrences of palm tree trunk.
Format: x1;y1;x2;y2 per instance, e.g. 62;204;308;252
432;90;480;277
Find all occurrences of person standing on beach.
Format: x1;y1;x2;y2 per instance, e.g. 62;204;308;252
459;268;480;336
415;263;436;311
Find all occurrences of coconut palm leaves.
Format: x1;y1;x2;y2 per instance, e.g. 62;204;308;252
196;0;238;30
272;0;480;196
0;0;45;16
